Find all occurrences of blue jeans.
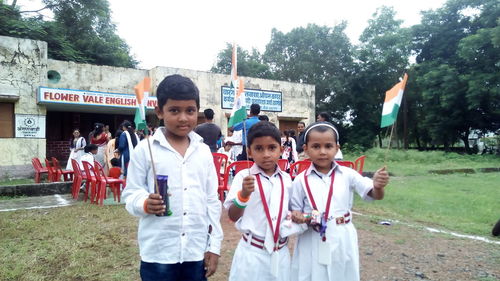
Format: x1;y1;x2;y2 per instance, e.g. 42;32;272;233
140;260;207;281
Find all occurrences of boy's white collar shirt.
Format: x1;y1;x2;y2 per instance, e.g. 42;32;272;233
122;127;223;264
290;161;374;216
224;163;292;239
79;153;95;170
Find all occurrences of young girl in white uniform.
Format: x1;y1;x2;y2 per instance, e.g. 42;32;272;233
290;122;389;281
224;121;294;281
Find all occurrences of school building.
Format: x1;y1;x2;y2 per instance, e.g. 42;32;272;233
0;35;316;178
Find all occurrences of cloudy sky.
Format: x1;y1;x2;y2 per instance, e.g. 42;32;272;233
15;0;447;71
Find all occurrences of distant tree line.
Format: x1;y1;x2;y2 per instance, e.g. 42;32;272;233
0;0;137;68
211;0;499;153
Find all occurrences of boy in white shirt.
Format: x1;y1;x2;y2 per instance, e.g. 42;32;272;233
122;75;223;281
224;121;292;281
79;144;98;171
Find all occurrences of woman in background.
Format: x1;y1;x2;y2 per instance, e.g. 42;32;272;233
105;129;122;173
118;120;139;178
90;123;109;166
65;129;86;170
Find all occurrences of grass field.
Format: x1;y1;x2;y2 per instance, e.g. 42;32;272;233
350;148;500;236
0;149;499;280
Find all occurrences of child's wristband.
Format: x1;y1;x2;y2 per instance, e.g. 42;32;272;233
233;197;247;209
237;190;250;203
143;199;152;214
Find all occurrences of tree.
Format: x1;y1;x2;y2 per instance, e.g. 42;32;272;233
211;43;271;79
264;23;355;137
349;6;412;149
0;0;137;68
412;0;499;152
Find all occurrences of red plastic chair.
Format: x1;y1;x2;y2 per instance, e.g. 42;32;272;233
71;159;84;199
93;161;126;206
52;157;74;182
220;160;253;200
337;160;355;169
81;161;98;203
354;155;366;175
289;160;312;180
32;158;48;183
212;152;228;181
45;158;61;182
277;159;289;171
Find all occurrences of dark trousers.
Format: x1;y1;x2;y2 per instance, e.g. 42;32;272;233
140;260;206;281
236;146;249;161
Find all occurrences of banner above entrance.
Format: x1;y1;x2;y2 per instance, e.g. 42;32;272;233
38;87;157;110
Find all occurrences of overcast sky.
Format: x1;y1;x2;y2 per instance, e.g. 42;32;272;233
15;0;447;71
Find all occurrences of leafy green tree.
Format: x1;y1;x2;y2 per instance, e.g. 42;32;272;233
263;23;355;136
350;6;412;149
412;0;499;152
0;0;137;68
211;43;271;79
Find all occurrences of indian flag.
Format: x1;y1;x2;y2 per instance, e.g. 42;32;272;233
381;73;408;128
228;44;247;127
134;77;150;132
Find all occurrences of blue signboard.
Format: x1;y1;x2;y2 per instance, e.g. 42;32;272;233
221;86;282;112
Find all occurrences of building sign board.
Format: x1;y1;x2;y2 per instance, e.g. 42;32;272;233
15;114;46;138
38;87;157;109
221;86;282;112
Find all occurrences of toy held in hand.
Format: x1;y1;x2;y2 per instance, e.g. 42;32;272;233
156;175;172;217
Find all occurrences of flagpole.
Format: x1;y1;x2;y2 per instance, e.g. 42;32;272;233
146;134;160;195
384;123;395;166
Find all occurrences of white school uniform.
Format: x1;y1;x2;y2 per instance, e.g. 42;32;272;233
290;162;375;281
224;164;292;281
122;128;223;264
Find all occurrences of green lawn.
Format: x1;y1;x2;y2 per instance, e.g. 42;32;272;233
0;204;139;281
348;148;500;237
354;173;500;236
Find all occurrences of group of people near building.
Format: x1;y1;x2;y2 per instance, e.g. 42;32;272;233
119;74;390;281
65;120;149;179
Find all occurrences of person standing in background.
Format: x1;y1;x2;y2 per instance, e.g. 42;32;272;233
118;120;139;178
104;125;112;139
296;121;306;160
195;108;222;152
90;123;109;166
66;129;86;170
105;129;122;173
233;103;261;161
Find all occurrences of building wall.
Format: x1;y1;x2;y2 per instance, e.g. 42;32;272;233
0;35;48;178
47;59;149;94
0;35;315;179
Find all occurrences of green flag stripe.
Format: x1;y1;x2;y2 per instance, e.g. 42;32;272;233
380;104;400;128
228;106;246;127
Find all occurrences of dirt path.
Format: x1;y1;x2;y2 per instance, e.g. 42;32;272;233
213;211;500;281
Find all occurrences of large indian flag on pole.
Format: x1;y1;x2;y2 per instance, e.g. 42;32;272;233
228;44;247;127
381;73;408;128
134;77;150;132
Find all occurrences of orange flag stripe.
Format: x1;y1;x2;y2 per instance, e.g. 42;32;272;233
134;77;151;104
384;74;408;102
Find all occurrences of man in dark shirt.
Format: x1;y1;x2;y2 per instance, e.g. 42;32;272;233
195;108;222;152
